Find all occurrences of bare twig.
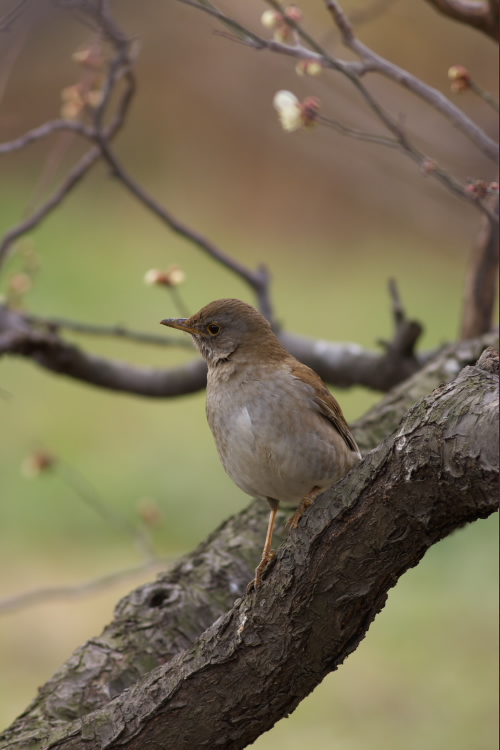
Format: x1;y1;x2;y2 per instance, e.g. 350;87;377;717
317;114;400;147
0;559;167;615
55;460;157;561
0;119;93;154
422;0;499;41
323;0;499;162
388;277;405;326
0;10;31;103
469;79;499;113
180;0;498;222
0;41;135;268
0;145;101;266
349;0;399;27
25;313;194;348
0;0;31;32
93;137;274;321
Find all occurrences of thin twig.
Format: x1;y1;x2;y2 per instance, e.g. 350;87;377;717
0;64;135;268
56;460;157;561
0;0;31;32
349;0;399;27
323;0;499;163
0;558;168;615
180;0;498;222
317;114;400;147
0;146;101;266
94;137;274;319
25;313;194;348
469;79;499;113
421;0;499;41
0;119;93;154
388;278;405;326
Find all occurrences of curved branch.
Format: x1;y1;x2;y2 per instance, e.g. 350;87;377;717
0;119;93;154
92;138;274;322
0;301;427;393
0;70;136;269
2;306;496;397
25;313;194;348
0;146;101;266
1;349;497;749
422;0;499;41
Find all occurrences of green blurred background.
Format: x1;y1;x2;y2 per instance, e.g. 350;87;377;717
0;1;498;747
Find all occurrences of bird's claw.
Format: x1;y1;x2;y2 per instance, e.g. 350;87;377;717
246;549;276;593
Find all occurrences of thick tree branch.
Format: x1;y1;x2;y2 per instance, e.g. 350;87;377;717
0;293;429;393
1;348;497;749
460;187;499;339
422;0;499;41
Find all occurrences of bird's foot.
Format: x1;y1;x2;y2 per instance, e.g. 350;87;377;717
285;497;313;533
246;549;276;593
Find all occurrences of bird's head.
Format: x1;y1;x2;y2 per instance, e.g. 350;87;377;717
160;298;281;365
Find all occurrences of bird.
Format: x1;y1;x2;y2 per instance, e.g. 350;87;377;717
160;299;361;591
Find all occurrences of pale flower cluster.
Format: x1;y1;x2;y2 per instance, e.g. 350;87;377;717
144;266;186;287
273;91;303;132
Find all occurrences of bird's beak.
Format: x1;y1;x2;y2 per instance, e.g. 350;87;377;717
160;318;199;335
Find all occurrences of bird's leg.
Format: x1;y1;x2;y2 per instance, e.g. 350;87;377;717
247;498;279;593
285;486;322;532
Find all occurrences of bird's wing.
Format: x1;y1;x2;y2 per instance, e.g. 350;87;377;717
291;361;360;455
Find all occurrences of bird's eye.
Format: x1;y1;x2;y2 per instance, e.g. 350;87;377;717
207;324;221;336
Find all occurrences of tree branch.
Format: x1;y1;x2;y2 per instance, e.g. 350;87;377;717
0;58;136;268
0;120;93;154
93;138;274;322
1;347;497;749
181;0;498;222
0;0;31;32
323;0;499;165
24;313;194;349
422;0;499;41
0;289;429;394
460;187;499;339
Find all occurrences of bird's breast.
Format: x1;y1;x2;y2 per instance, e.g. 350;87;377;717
205;364;357;504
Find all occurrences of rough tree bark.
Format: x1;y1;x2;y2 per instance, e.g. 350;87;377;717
0;340;497;750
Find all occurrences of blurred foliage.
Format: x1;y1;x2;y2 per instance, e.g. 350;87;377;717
0;0;498;746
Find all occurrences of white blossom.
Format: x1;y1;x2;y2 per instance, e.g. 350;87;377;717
273;90;303;132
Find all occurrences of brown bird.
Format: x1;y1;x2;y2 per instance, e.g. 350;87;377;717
160;299;361;591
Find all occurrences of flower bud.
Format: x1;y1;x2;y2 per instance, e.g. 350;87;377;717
273;24;294;43
261;9;282;28
295;59;323;77
8;273;32;294
273;91;321;131
144;266;186;287
448;65;470;93
273;91;303;132
137;497;163;527
465;179;488;199
285;4;303;22
300;96;320;127
85;89;104;109
22;451;55;478
60;84;84;120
